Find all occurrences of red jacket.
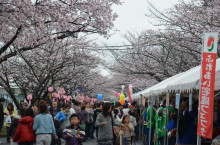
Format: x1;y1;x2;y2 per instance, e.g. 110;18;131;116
13;116;35;144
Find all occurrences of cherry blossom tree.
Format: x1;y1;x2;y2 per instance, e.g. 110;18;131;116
0;0;121;64
0;38;100;108
103;0;220;92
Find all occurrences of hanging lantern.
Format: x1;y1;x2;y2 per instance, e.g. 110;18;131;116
48;86;53;93
27;94;32;106
48;86;53;99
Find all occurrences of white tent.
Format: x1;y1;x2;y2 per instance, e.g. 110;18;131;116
133;58;220;99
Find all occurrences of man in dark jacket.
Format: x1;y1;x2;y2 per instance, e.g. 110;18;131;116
49;101;60;118
0;98;6;133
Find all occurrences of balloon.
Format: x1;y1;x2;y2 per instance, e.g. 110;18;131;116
97;94;103;101
119;99;125;105
120;94;125;100
115;92;119;97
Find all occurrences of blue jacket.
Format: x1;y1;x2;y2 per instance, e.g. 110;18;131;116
33;113;56;136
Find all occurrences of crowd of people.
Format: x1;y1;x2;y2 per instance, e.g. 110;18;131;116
0;97;140;145
1;96;218;145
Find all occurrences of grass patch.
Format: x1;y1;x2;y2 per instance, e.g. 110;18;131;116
0;126;7;136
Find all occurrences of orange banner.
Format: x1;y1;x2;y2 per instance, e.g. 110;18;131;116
197;32;218;139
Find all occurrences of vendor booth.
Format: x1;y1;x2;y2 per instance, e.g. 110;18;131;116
132;58;220;145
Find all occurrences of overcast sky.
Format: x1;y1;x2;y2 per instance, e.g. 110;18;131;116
92;0;189;46
95;0;191;76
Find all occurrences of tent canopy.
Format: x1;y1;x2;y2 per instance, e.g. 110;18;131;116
133;58;220;99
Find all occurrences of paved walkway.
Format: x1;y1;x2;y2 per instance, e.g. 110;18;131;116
0;136;143;145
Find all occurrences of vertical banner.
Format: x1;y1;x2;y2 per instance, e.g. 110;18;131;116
189;94;192;111
175;94;180;109
128;85;133;104
197;32;218;139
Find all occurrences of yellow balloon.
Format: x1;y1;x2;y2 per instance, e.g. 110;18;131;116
120;94;125;100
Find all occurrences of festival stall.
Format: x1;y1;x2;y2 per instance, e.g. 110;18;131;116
132;57;220;144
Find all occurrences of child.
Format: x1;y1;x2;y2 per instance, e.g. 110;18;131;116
117;115;134;145
13;108;35;145
9;108;26;144
62;114;86;145
51;119;63;145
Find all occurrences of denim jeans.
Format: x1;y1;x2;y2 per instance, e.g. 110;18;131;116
90;123;95;139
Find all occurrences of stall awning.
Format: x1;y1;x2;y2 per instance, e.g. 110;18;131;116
133;58;220;99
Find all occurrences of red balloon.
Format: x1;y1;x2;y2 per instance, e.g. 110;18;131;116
115;92;119;97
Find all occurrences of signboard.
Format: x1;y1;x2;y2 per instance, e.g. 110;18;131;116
128;85;133;104
189;94;192;111
77;81;82;92
197;32;218;139
175;94;180;109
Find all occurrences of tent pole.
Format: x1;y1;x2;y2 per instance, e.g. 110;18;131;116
164;93;169;145
176;93;181;145
149;95;152;145
139;95;143;141
197;91;201;145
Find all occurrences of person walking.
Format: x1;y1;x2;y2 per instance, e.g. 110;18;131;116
61;104;72;130
93;103;102;141
0;98;6;144
78;106;88;134
95;103;121;145
33;103;58;145
13;108;35;145
4;103;17;143
128;110;137;142
9;108;26;141
113;109;122;124
51;119;62;145
49;101;60;118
